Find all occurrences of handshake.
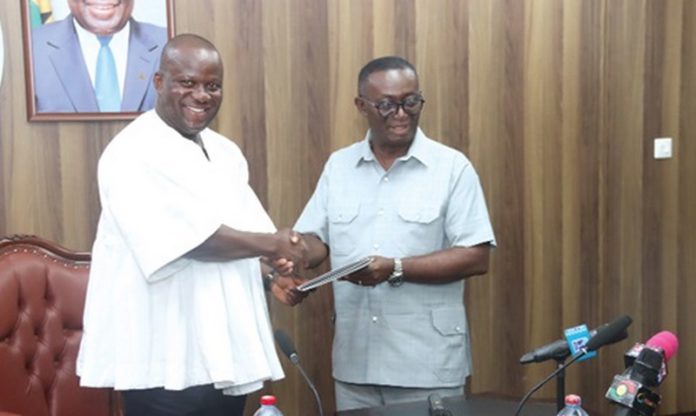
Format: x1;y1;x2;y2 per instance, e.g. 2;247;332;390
263;228;312;306
266;228;310;277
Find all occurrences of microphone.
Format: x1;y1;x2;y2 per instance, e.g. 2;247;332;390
274;329;324;416
585;315;633;351
427;393;453;416
520;317;631;364
606;331;679;416
514;315;633;416
623;331;678;375
275;329;300;364
647;331;679;360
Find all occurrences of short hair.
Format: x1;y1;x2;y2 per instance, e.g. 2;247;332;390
357;56;418;94
159;33;219;73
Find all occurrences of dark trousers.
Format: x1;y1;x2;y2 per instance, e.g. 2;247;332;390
122;384;247;416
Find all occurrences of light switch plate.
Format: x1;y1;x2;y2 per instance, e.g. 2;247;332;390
654;138;673;159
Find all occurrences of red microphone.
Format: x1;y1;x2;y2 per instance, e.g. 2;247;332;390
647;331;679;361
622;330;678;385
606;331;679;416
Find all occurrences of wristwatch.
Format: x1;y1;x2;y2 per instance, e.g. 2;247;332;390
387;258;404;287
263;271;277;291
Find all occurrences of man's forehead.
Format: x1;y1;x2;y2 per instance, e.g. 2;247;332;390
170;43;216;57
166;46;219;64
365;69;418;96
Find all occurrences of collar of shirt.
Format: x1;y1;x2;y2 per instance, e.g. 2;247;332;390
72;16;130;97
355;127;434;168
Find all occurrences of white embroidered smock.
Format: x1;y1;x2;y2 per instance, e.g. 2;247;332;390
76;110;284;395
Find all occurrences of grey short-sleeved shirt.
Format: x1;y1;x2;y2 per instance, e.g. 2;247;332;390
295;128;496;387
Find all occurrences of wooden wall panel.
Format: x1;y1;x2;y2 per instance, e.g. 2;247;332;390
561;0;608;406
467;0;529;396
522;0;564;398
327;0;371;152
677;1;696;411
1;1;695;415
642;1;682;408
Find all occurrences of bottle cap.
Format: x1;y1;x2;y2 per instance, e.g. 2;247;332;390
260;395;277;406
565;394;581;406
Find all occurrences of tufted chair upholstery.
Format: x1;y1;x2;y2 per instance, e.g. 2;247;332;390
0;235;116;416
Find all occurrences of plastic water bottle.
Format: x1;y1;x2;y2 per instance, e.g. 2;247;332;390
557;394;589;415
253;395;283;416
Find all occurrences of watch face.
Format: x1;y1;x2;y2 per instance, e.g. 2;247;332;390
388;273;404;287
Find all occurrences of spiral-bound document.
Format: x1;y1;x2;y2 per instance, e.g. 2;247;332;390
297;257;372;292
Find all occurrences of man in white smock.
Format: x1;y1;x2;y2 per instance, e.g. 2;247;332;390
76;34;307;416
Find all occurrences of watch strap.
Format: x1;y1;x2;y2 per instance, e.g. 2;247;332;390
387;258;404;287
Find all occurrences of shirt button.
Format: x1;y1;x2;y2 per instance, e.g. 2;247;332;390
378;209;384;215
455;326;462;333
372;316;378;323
383;177;389;182
373;244;380;250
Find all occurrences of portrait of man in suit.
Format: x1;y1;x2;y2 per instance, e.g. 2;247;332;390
27;0;171;116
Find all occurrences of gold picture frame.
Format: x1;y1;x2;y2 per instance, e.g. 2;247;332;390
21;0;175;121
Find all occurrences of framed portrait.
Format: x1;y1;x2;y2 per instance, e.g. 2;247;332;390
21;0;175;121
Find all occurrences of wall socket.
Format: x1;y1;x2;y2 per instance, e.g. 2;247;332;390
654;137;673;159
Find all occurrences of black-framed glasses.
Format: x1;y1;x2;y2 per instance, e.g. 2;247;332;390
359;93;425;117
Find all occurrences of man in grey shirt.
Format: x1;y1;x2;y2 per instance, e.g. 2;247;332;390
294;56;496;411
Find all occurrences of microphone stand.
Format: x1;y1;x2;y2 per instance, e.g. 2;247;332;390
555;357;566;412
514;349;587;416
292;359;324;416
274;330;325;416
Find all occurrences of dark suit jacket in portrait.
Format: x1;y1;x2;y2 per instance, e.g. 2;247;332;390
31;15;167;113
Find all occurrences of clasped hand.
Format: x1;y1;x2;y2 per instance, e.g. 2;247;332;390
342;256;392;287
271;274;308;306
270;228;308;276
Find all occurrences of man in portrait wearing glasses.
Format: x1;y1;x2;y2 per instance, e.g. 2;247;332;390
293;56;496;411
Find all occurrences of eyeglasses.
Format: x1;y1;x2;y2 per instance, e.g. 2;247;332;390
359;93;425;118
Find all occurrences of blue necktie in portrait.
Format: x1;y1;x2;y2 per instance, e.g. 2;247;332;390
95;35;121;112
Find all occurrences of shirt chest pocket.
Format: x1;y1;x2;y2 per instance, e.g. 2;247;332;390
396;203;444;255
328;203;360;256
398;204;440;224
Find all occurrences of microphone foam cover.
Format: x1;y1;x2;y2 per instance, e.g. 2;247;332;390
274;329;297;359
585;315;632;351
646;330;679;362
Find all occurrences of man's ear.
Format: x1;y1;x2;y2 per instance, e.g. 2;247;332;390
153;72;163;91
354;96;368;116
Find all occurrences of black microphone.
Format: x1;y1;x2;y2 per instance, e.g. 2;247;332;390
606;331;679;416
427;393;453;416
514;315;633;416
520;317;631;364
274;329;324;416
585;315;633;352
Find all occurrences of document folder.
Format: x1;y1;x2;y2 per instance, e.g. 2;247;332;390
298;257;372;292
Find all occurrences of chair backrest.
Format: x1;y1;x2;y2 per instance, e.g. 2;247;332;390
0;235;115;416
